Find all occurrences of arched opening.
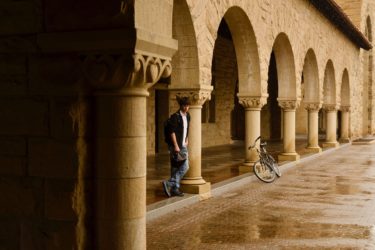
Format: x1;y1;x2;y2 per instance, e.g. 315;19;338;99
146;0;199;204
202;6;260;147
202;19;239;147
296;49;321;150
150;0;200;154
232;80;245;140
341;69;351;107
321;60;338;145
295;73;307;138
297;49;320;139
262;33;296;142
340;69;351;141
262;52;281;140
272;33;297;100
302;49;320;103
224;7;261;94
362;16;372;135
323;61;336;100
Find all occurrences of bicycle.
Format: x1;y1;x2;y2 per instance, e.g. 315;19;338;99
248;136;281;183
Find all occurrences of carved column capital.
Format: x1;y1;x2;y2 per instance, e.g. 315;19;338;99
278;99;300;111
323;104;339;112
237;95;267;110
340;105;351;112
171;87;213;107
304;102;322;112
82;52;172;96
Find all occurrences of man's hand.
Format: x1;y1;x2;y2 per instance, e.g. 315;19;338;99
171;133;180;152
174;145;180;153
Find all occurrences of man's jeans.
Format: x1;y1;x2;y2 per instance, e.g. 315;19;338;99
168;146;189;190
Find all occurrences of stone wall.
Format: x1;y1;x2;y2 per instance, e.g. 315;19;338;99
1;0;375;248
0;1;111;248
185;0;365;138
335;0;363;27
151;0;375;150
296;83;308;135
202;36;238;147
0;54;91;249
359;0;375;135
296;105;308;135
339;0;375;136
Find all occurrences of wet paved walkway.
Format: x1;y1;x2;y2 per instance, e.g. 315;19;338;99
147;138;330;205
147;143;375;249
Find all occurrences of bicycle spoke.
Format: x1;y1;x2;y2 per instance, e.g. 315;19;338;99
253;160;276;183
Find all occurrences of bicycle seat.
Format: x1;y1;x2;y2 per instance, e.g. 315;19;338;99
260;141;267;147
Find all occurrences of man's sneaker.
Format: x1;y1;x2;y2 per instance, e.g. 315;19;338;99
162;181;171;197
171;189;184;197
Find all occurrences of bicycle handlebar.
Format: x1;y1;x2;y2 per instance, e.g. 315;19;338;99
248;135;261;150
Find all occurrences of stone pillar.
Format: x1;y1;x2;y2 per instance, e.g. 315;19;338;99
322;104;339;148
176;89;212;196
340;106;351;143
278;100;300;161
305;103;322;153
84;54;171;249
237;95;267;172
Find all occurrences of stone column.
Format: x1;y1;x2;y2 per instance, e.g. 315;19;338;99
340;106;351;143
322;104;339;148
278;100;300;161
237;95;267;172
84;54;171;249
176;89;212;196
305;103;322;153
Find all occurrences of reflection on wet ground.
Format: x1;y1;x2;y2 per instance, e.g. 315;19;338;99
147;139;329;205
147;144;375;249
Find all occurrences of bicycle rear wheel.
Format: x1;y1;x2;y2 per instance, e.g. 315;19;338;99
253;160;276;183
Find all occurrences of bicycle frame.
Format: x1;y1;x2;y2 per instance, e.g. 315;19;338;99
249;136;281;181
249;136;274;164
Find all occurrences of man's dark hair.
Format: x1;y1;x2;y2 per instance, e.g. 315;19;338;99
177;96;191;106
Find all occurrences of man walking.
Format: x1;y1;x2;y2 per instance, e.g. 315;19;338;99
162;97;190;197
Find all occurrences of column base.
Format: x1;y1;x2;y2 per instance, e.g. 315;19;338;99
180;177;206;185
339;138;350;143
278;153;300;162
181;182;211;196
322;141;339;148
305;146;322;153
238;161;255;173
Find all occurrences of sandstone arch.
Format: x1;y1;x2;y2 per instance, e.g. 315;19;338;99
272;33;297;100
321;59;339;148
296;48;320;136
303;49;320;103
223;6;261;95
340;68;351;142
341;68;350;106
171;0;199;88
323;60;337;105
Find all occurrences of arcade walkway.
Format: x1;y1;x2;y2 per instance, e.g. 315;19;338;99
147;142;375;249
147;138;333;205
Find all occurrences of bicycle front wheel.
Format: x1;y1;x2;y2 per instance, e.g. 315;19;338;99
267;155;281;177
253;160;276;183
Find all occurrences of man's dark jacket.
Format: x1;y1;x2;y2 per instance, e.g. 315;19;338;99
166;111;190;148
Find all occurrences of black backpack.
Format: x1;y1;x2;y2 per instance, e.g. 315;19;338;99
163;118;172;146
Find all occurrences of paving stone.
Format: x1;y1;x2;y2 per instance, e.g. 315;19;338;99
147;143;375;249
